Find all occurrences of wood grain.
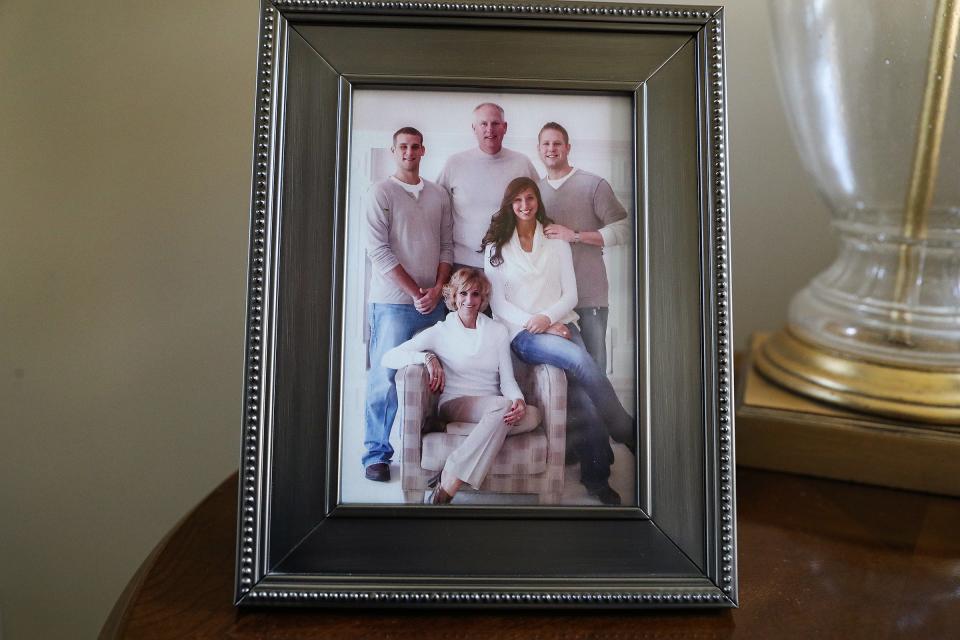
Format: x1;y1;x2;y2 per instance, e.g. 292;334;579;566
102;464;960;639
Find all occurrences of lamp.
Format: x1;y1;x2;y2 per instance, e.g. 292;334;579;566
760;0;960;424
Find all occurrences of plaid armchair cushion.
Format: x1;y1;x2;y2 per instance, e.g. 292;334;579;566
398;358;566;503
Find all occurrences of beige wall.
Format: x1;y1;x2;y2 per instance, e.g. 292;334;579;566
0;1;834;637
0;2;258;637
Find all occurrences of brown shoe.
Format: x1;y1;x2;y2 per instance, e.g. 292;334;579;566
429;486;453;504
364;462;390;482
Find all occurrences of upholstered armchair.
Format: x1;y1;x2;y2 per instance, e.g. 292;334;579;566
398;360;567;504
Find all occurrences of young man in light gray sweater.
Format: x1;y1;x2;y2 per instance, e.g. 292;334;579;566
537;121;630;373
363;127;454;482
437;102;539;269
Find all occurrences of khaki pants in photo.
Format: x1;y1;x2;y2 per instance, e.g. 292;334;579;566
438;395;540;489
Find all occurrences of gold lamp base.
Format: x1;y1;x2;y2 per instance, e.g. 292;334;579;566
737;334;960;496
755;328;960;425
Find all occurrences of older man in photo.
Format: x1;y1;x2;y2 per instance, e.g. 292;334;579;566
438;102;539;269
537;121;630;373
363;126;453;482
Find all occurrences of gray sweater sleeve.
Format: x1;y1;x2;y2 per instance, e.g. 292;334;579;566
365;184;400;274
524;157;540;181
595;180;627;222
436;159;452;192
439;187;454;265
594;179;630;247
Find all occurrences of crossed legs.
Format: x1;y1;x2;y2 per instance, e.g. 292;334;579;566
436;395;540;497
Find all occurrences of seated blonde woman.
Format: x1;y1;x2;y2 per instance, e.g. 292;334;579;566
381;268;540;504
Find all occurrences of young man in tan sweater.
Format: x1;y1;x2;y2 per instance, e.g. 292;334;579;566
363;127;454;482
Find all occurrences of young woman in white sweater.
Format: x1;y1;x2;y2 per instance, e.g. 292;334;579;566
481;177;635;506
381;268;540;504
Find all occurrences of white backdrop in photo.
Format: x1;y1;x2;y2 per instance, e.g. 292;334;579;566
340;89;637;503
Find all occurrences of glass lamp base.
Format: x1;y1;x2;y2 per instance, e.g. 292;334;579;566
755;327;960;425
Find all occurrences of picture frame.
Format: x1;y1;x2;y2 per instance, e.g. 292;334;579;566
235;0;736;609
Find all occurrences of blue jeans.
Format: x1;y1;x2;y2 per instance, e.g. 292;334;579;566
511;325;634;491
363;302;446;467
575;306;609;372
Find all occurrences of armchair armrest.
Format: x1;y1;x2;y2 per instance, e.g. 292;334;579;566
523;363;567;469
396;363;436;490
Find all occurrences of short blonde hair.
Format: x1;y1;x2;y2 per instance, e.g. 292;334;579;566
443;268;492;312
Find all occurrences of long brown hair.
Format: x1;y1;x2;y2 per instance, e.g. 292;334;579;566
479;177;553;267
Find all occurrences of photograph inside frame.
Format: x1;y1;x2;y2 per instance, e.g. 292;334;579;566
340;88;639;507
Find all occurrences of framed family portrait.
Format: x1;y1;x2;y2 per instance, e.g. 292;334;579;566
236;0;736;609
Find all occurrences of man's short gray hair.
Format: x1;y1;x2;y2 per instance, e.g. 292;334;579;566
473;102;505;120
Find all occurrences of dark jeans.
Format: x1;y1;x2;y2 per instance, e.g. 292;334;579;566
575;306;609;372
511;324;634;491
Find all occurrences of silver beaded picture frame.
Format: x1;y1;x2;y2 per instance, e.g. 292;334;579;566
235;0;737;609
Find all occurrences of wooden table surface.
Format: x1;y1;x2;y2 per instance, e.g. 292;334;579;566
101;467;960;639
